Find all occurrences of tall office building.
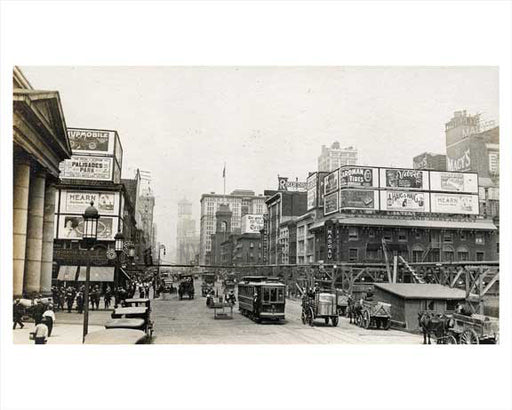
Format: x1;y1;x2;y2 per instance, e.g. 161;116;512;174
318;142;358;172
199;190;267;264
176;198;199;264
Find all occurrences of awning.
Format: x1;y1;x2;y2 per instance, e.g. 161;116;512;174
57;265;79;281
77;266;115;282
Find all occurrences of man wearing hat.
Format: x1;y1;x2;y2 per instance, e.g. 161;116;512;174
13;299;25;329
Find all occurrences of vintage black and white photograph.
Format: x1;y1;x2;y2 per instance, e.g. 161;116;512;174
2;2;511;410
11;65;500;346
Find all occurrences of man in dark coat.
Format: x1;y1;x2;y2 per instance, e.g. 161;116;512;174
32;300;46;325
13;299;25;329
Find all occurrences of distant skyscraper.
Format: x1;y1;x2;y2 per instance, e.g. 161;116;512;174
176;198;199;264
318;142;358;172
199;190;267;265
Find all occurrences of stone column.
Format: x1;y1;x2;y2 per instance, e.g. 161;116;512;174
40;183;56;296
13;159;31;297
23;170;46;295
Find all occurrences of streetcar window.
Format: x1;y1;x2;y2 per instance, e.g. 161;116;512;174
277;288;284;302
270;288;277;302
263;288;270;302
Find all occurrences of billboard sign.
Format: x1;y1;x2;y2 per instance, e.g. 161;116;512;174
430;171;478;194
60;191;119;215
381;169;428;190
324;170;339;195
446;139;471;172
339;189;378;210
324;192;338;216
278;177;307;191
325;219;336;261
339;167;377;188
67;128;115;155
60;156;113;181
306;173;317;210
57;216;117;240
241;214;264;234
380;190;429;212
430;193;479;215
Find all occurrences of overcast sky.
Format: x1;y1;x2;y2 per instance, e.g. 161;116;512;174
21;66;499;258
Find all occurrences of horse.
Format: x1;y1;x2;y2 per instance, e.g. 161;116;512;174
418;311;454;344
346;297;362;325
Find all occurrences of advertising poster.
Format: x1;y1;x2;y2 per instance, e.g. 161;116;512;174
324;170;339;195
430;193;479;215
67;128;115;155
382;169;427;189
241;214;264;234
339;189;378;210
380;190;429;212
325;220;336;261
446;140;471;172
318;173;327;207
60;156;113;181
339;167;376;188
324;192;338;215
430;171;478;193
58;216;117;240
61;191;118;215
307;173;317;210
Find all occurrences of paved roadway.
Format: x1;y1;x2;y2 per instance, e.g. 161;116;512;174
152;281;423;344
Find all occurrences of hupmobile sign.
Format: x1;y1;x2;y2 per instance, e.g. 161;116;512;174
60;156;113;181
67;128;115;155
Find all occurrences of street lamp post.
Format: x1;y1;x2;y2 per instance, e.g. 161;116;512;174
114;231;125;308
82;201;100;344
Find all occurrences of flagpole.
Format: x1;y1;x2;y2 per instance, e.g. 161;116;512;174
223;161;226;199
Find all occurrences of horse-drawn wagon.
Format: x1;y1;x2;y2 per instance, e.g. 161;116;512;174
301;291;339;327
357;300;391;330
450;313;499;344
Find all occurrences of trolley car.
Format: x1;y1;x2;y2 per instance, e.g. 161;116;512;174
237;276;286;323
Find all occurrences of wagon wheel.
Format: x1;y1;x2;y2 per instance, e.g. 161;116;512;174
355;312;362;327
460;328;479;344
376;318;381;329
383;318;391;330
307;307;315;327
324;317;330;325
363;310;371;329
301;310;307;325
446;334;457;344
331;316;339;327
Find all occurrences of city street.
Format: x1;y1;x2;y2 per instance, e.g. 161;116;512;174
153;281;422;344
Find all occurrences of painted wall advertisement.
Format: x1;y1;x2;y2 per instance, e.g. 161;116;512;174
339;167;377;188
380;190;429;212
59;156;113;181
57;216;118;240
339;189;378;210
324;192;338;216
381;169;428;190
241;214;264;234
67;128;115;155
446;140;471;172
306;173;317;210
278;177;307;191
429;171;478;194
60;191;119;215
324;170;339;195
430;193;479;215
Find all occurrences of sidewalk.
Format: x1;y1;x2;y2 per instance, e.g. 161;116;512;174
13;323;104;344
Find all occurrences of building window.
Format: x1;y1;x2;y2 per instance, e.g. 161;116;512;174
415;231;422;240
368;229;375;238
443;251;454;262
366;249;379;260
443;232;453;243
348;248;358;262
459;231;466;241
348;227;358;241
475;233;485;245
457;251;469;261
398;230;407;241
423;300;435;311
412;249;423;263
383;230;392;241
476;252;485;261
